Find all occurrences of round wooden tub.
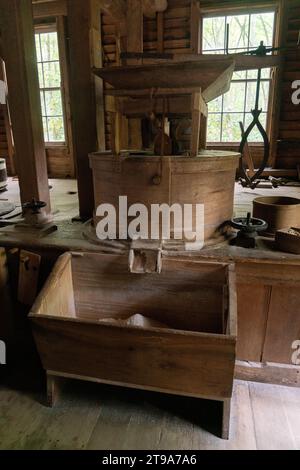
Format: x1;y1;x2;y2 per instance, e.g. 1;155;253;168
89;150;240;246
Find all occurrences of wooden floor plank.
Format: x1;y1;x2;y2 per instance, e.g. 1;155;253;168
279;386;300;449
87;387;163;450
1;378;300;450
249;381;297;450
225;381;257;450
0;381;102;450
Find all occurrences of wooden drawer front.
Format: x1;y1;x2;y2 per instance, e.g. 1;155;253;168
31;318;236;400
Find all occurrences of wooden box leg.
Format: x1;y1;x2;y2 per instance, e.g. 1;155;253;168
222;398;232;440
46;373;63;408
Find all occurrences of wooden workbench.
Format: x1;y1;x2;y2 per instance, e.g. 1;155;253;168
1;218;300;389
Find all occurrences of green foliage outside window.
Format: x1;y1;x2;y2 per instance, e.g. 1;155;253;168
203;12;275;143
35;31;65;143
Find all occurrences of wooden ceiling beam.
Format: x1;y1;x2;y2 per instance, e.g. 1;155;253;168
32;0;67;18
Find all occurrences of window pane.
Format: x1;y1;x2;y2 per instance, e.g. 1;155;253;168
35;35;42;62
203;17;225;51
207;114;222;142
208;95;222;113
40;32;59;62
222;113;244;142
42;117;49;141
247;68;271;80
38;63;44;88
233;70;247;80
40;91;46;116
227;14;249;52
223;82;246;113
43;61;61;88
44;90;63;116
249;13;275;49
202;11;275;143
246;81;270;112
244;112;267;142
47;117;65;142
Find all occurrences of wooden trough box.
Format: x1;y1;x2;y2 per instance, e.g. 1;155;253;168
29;252;237;439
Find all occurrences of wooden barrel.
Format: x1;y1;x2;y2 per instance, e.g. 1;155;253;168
89;150;240;245
0;158;7;192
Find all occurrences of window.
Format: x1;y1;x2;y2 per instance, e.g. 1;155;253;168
202;11;276;143
35;30;66;143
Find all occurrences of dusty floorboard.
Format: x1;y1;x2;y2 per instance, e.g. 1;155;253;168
0;379;299;450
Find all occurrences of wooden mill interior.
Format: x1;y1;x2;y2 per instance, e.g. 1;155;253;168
0;0;300;451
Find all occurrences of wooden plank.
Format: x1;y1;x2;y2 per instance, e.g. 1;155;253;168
93;58;235;98
236;284;271;362
67;0;98;219
0;385;102;450
236;360;300;388
18;250;41;306
31;319;236;400
279;386;300;448
32;0;67;18
0;0;51;223
56;17;75;178
249;382;297;450
225;381;257;450
117;96;192;117
0;247;14;352
191;90;202;157
263;286;300;364
90;7;106;151
190;0;201;54
31;252;76;318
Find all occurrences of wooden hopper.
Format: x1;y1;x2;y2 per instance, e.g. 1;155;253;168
93;57;235;103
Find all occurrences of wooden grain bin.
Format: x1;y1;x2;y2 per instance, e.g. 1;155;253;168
29;252;237;439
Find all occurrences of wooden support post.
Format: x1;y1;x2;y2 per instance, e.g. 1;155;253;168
67;0;105;220
190;0;202;54
222;398;232;440
191;90;207;155
0;0;51;224
191;90;201;157
199;114;207;150
46;373;64;407
125;0;144;150
0;60;15;175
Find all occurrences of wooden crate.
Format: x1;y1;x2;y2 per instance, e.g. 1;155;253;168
29;252;237;439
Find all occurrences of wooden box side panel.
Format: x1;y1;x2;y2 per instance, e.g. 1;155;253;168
71;254;228;334
31;317;236;400
31;253;76;318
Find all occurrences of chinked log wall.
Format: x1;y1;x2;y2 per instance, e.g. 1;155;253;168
102;0;300;170
276;0;300;169
102;0;192;151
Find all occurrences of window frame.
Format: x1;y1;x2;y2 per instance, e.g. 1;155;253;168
200;3;280;147
35;23;68;147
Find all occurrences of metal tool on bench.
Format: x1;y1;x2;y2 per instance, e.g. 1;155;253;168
230;212;268;248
